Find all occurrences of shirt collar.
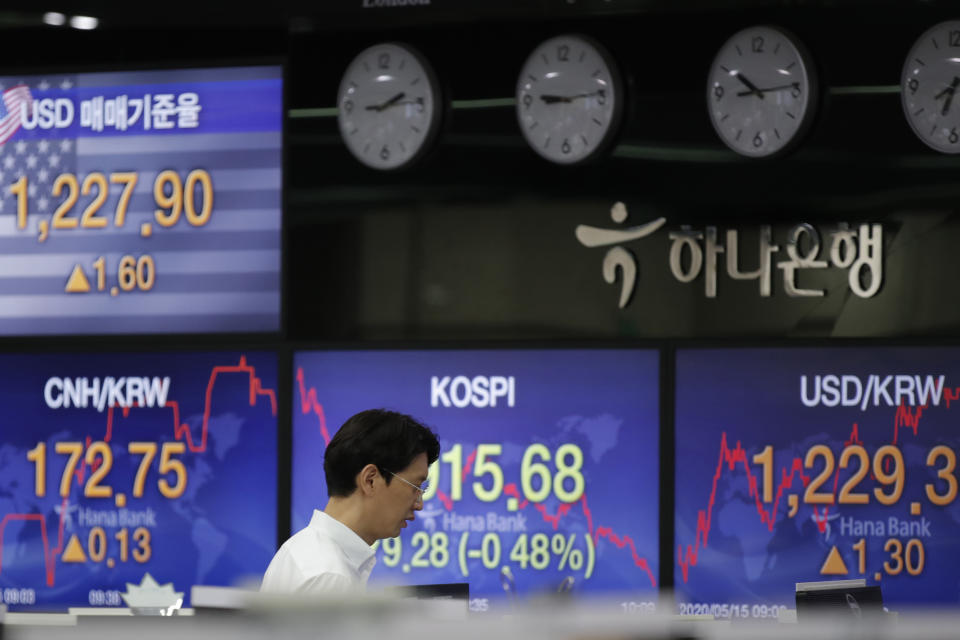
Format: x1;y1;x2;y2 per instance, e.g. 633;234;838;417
310;509;376;573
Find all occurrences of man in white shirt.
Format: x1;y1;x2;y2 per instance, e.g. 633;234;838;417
261;409;440;594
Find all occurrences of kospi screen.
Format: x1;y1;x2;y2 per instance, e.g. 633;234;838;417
292;349;660;612
0;65;282;335
0;351;278;610
675;347;960;618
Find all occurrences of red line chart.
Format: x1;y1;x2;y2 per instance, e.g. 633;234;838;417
296;367;330;446
677;400;944;583
504;483;658;588
0;356;276;587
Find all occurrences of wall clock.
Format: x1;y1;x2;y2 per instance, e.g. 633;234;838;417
902;20;960;153
516;34;625;165
337;42;443;170
706;25;818;158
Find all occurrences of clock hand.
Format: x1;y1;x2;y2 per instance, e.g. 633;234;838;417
736;82;799;96
364;91;407;112
733;72;764;99
935;77;960;115
539;90;605;104
570;90;605;100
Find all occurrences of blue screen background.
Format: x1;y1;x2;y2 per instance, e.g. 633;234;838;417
675;347;960;612
292;349;660;608
0;351;277;609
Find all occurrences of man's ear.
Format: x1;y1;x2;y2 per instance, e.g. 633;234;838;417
357;464;381;496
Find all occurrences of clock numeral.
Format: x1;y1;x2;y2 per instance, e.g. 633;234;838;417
791;84;802;98
380;145;390;161
950;30;960;47
908;78;920;95
557;45;570;62
561;139;572;154
752;132;763;148
950;128;959;144
344;100;354;113
751;36;764;53
714;85;725;101
523;94;533;109
597;89;606;105
378;53;390;69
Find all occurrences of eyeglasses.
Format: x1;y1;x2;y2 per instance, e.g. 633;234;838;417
385;470;429;502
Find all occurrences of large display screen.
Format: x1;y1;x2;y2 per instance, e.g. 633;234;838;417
0;351;278;610
675;347;960;618
0;65;282;335
293;349;660;612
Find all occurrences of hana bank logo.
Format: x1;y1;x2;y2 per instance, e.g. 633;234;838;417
576;203;884;308
575;202;665;308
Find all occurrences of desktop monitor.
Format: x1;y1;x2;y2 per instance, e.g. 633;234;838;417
291;348;660;612
0;350;278;610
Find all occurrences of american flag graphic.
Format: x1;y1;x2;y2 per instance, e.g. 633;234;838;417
0;77;76;221
0;84;33;146
0;67;283;336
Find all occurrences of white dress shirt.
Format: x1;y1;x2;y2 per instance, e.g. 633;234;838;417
260;509;377;594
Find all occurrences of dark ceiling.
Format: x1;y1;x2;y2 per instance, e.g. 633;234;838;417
0;0;949;33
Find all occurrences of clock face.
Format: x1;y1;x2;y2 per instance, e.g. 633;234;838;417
337;42;443;170
706;25;817;158
516;34;624;165
902;21;960;153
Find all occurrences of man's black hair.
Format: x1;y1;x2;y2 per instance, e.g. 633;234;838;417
324;408;441;497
